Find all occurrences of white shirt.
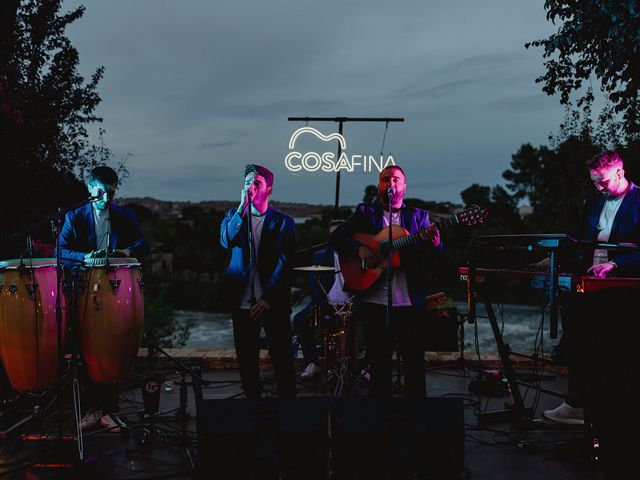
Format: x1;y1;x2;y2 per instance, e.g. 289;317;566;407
593;193;626;265
92;205;110;251
326;251;350;305
360;210;412;307
239;214;266;309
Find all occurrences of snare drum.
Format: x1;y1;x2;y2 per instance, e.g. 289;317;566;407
78;258;144;383
0;258;67;390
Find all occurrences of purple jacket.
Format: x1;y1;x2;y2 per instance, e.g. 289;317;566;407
329;200;443;310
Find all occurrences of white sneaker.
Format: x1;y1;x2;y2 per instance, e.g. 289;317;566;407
100;413;127;433
543;402;584;425
300;362;322;379
80;410;102;429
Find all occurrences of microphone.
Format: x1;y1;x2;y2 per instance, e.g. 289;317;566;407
239;190;252;217
386;187;395;198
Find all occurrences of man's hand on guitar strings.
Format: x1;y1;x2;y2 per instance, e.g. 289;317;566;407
358;245;376;271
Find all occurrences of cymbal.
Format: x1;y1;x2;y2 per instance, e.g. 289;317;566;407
293;264;335;272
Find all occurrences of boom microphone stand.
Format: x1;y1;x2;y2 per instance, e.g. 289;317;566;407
385;189;402;393
246;191;256;306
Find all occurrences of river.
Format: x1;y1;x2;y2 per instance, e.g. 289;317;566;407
173;301;562;354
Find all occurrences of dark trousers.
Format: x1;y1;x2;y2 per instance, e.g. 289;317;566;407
232;308;297;398
561;288;639;473
357;302;426;397
561;289;637;407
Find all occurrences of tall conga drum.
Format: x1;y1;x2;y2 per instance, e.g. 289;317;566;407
0;258;67;390
77;258;144;382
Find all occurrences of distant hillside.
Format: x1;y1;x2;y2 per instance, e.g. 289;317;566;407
119;197;338;219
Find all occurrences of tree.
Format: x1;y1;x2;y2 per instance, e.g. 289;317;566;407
363;185;378;204
526;1;640;135
500;102;618;233
1;0;107;248
459;184;523;234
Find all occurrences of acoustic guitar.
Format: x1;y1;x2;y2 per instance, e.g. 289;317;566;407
339;205;488;293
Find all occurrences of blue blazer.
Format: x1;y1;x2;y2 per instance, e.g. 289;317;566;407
58;202;149;265
575;182;640;276
329;200;443;310
220;206;295;312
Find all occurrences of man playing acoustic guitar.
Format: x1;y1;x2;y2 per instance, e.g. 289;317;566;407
329;165;442;397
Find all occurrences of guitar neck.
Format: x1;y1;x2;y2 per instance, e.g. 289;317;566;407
391;215;458;251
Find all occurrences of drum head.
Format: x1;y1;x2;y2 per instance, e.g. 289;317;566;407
0;258;57;269
84;257;140;267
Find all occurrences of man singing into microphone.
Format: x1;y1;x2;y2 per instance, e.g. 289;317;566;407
219;164;297;398
58;165;149;432
330;165;442;396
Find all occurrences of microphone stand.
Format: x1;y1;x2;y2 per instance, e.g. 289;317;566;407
105;228;111;268
246;192;256;306
385;191;401;393
385;194;393;329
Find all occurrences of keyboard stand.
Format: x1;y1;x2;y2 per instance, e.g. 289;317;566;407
476;289;534;425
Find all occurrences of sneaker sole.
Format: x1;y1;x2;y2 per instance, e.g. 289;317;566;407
543;415;584;425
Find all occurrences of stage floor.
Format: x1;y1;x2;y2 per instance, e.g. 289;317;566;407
0;361;602;479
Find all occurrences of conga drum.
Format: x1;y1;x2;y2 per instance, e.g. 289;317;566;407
78;258;144;383
0;258;66;390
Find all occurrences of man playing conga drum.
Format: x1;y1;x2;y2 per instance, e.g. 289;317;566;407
59;165;149;432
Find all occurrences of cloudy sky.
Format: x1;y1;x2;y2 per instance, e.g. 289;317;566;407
64;0;567;206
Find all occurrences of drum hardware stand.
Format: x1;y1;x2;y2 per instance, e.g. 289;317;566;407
0;389;61;440
311;271;358;396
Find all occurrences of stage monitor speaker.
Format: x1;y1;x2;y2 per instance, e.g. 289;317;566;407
197;397;328;479
330;397;465;480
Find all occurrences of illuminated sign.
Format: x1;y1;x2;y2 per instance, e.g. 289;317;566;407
285;127;395;173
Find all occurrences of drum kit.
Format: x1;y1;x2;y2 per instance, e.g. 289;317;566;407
0;255;145;392
293;264;359;395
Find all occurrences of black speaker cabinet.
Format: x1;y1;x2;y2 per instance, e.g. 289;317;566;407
197;397;464;479
330;397;465;479
197;397;329;479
